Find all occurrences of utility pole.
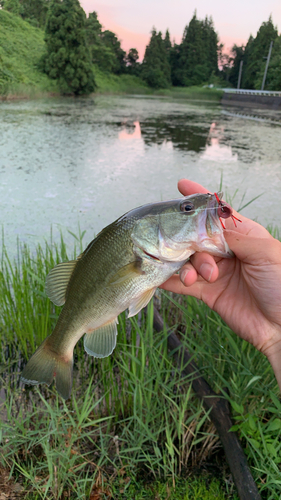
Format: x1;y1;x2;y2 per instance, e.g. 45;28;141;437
237;60;243;89
261;41;273;91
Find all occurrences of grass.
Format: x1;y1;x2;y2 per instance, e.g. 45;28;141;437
0;9;58;98
93;66;151;95
102;476;234;499
93;68;223;101
0;227;280;499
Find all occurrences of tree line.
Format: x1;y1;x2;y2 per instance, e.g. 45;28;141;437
1;0;280;94
223;16;281;90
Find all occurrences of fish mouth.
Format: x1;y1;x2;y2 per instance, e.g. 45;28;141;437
204;193;234;258
206;192;221;236
142;249;161;262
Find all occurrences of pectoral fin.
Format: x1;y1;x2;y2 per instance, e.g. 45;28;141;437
109;260;144;286
128;288;156;318
84;319;118;358
45;260;78;306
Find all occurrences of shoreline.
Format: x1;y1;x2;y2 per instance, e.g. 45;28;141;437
0;86;224;103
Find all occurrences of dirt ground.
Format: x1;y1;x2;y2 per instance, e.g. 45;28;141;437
0;466;24;499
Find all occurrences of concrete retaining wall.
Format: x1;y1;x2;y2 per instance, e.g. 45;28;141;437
222;92;281;110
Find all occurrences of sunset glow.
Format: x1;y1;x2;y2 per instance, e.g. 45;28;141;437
81;0;281;59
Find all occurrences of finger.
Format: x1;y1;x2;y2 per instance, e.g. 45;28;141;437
177;262;198;286
160;273;203;301
189;252;219;283
160;274;196;295
224;230;278;263
178;179;209;196
224;214;272;237
160;252;219;297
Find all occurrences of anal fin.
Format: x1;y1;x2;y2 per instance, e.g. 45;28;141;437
84;319;118;358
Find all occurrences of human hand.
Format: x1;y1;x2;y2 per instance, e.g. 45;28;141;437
161;179;281;390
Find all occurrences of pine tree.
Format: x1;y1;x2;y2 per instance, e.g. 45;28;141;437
228;44;245;87
178;13;204;85
169;42;181;86
126;48;140;75
202;16;218;78
175;12;219;86
101;30;126;74
243;16;278;89
44;0;95;95
127;48;139;65
163;29;172;53
85;11;116;72
142;28;171;88
20;0;50;28
264;36;281;90
2;0;49;27
85;11;102;45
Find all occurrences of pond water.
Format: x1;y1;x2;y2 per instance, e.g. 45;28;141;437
0;94;280;255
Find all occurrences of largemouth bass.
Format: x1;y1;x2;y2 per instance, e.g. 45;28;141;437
21;192;233;399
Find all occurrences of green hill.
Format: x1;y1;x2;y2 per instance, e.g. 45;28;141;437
0;9;148;97
0;9;57;96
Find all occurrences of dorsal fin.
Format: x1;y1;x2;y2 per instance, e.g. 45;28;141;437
45;260;78;306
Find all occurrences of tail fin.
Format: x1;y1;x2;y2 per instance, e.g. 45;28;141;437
21;337;73;400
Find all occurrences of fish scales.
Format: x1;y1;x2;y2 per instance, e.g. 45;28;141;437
21;193;233;399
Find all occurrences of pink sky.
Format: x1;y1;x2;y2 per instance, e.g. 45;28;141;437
81;1;281;60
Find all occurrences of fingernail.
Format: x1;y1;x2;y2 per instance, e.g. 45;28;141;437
199;263;214;282
180;269;189;284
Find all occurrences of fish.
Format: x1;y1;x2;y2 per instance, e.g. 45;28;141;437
21;192;233;399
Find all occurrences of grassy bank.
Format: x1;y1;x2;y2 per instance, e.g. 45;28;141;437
153;86;224;101
93;66;223;101
0;231;280;499
0;10;58;98
93;66;151;95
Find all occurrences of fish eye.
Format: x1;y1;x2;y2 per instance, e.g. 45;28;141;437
180;202;194;213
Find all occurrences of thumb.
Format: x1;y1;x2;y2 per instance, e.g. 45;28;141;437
224;230;276;264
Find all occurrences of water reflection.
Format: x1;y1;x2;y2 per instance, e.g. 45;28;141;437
118;121;141;140
117;118;238;161
116;114;210;153
201;122;238;162
139;115;209;153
